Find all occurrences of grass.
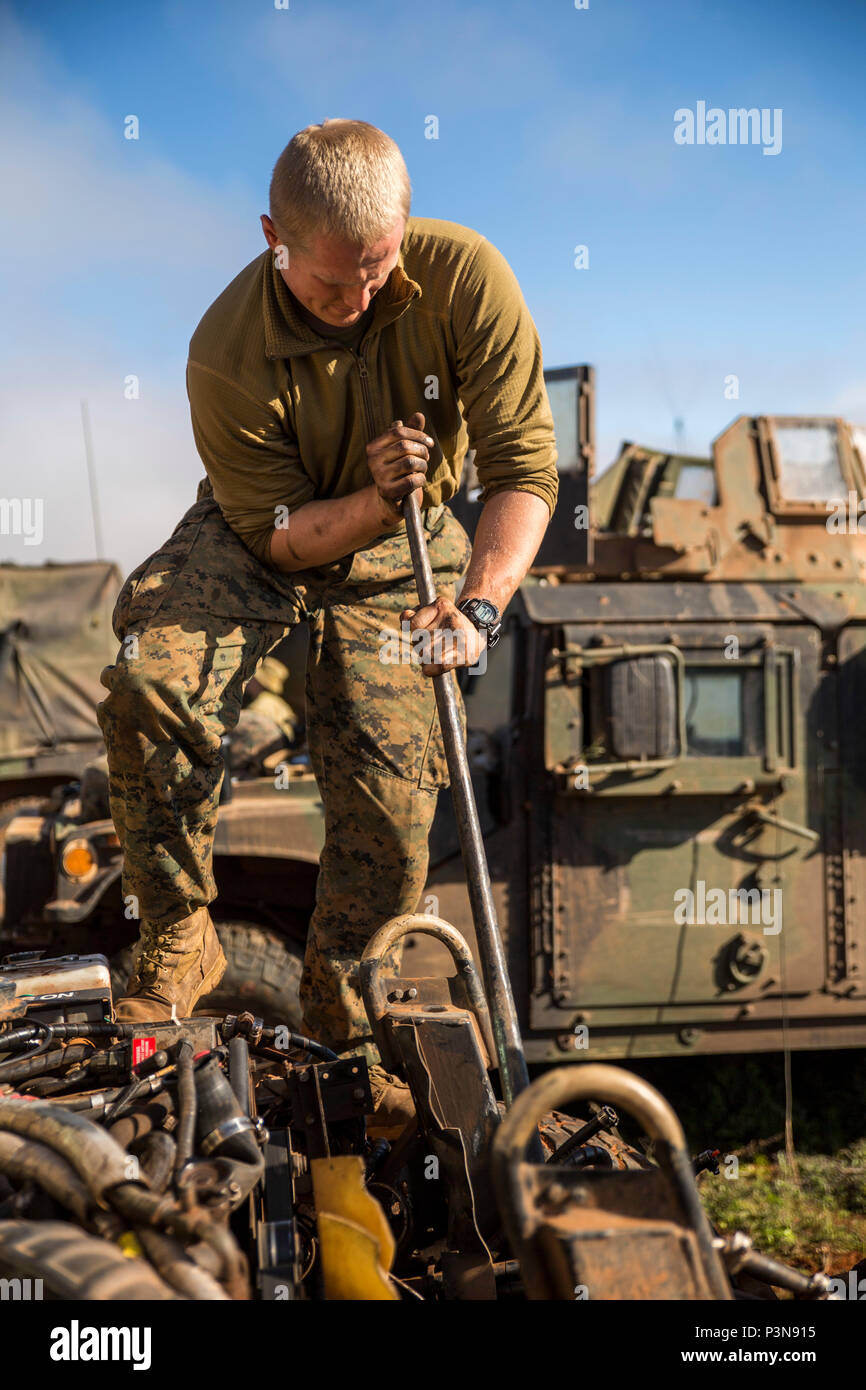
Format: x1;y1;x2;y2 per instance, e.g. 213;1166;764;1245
698;1145;866;1272
614;1050;866;1275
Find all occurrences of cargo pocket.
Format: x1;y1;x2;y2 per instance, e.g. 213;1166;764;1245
416;672;466;791
113;504;211;638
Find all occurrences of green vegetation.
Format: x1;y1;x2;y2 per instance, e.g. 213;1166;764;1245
698;1146;866;1270
621;1050;866;1273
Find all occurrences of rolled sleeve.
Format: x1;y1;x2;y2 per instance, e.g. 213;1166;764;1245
451;238;558;517
186;360;315;566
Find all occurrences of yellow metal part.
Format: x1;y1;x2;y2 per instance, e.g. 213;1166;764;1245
118;1231;144;1260
311;1155;397;1301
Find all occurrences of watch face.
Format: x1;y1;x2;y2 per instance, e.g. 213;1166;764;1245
469;599;498;625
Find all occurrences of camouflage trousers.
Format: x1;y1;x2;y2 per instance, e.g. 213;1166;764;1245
97;496;471;1059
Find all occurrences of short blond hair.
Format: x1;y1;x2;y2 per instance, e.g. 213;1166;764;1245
269;120;411;252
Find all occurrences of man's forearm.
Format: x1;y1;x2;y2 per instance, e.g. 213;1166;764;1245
269;484;396;573
459;489;550;611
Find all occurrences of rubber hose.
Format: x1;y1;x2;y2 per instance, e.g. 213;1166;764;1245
0;1131;91;1224
18;1051;124;1097
0;1018;53;1062
108;1096;176;1150
228;1037;250;1114
137;1131;177;1195
174;1040;196;1178
0;1095;147;1199
0;1044;95;1085
194;1056;261;1166
258;1028;338;1062
0;1098;246;1293
135;1227;230;1301
0;1021;121;1052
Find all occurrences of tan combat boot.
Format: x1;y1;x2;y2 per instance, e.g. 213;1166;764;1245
114;907;227;1022
367;1064;416;1141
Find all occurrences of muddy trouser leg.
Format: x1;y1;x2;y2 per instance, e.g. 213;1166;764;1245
97;617;289;928
300;511;472;1063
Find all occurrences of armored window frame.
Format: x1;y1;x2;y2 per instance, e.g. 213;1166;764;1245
758;416;863;517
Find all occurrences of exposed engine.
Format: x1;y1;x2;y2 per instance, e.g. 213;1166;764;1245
0;926;842;1302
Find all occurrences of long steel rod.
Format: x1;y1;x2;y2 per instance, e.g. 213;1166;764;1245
401;487;530;1107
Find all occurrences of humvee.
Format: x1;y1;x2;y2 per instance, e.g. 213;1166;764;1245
4;371;866;1062
443;371;866;1061
0;560;122;918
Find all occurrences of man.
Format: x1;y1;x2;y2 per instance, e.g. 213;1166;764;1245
97;120;557;1094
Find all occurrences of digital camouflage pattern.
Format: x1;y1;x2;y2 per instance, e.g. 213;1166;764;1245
97;495;471;1060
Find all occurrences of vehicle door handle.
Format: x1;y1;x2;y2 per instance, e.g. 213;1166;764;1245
746;804;819;844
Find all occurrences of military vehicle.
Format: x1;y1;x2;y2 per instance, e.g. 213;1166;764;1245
3;371;866;1066
446;376;866;1062
0;560;122;919
1;625;317;1024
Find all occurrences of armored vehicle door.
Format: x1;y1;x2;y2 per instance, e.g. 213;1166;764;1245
525;581;844;1059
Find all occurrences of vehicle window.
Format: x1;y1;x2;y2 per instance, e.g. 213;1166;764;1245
774;423;846;503
546;377;579;472
674;464;717;505
684;668;763;757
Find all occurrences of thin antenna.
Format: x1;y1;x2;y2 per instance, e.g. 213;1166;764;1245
80;399;104;559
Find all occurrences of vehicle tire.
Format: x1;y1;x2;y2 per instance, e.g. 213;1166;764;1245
110;919;304;1028
0;1220;178;1299
206;919;304;1026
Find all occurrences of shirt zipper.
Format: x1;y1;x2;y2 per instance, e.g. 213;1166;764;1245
353;349;377;440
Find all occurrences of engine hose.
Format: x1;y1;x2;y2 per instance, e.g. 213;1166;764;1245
137;1131;177;1194
174;1040;196;1178
365;1138;390;1179
53;1087;125;1114
112;1183;248;1299
228;1037;250;1114
104;1068;176;1125
558;1143;614;1171
0;1098;247;1295
0;1043;96;1085
0;1017;54;1056
0;1021;122;1053
194;1056;262;1167
258;1028;338;1063
191;1056;264;1206
18;1051;126;1098
50;1074;175;1121
108;1096;176;1150
0;1095;151;1199
135;1226;230;1301
0;1131;92;1224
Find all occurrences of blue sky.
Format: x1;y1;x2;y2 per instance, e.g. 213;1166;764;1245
1;0;864;573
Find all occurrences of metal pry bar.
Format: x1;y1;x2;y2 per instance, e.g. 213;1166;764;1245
399;474;531;1108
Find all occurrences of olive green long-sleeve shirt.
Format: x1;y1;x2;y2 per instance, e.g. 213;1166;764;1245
187;217;558;567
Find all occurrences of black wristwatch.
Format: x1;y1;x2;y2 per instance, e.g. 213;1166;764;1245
457;597;502;649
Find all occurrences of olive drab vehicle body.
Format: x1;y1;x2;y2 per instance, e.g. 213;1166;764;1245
0;561;123;919
440;370;866;1061
0;561;122;800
